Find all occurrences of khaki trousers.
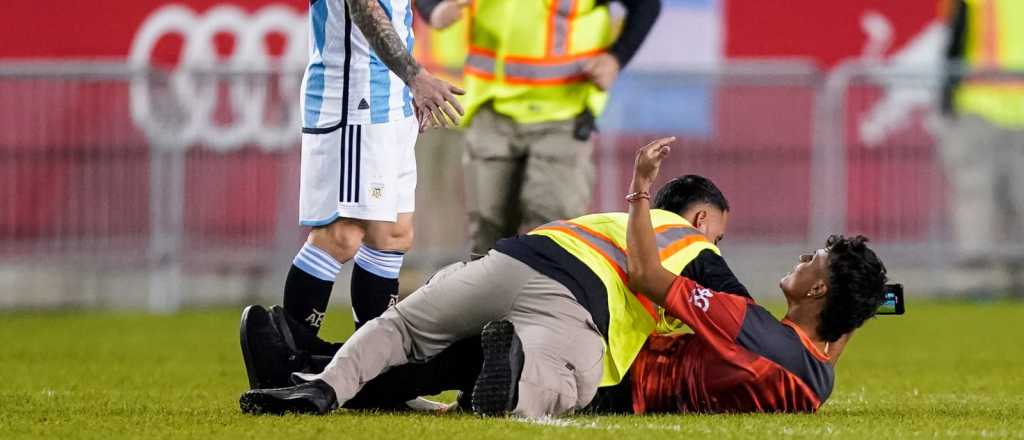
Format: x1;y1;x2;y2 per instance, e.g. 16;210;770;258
463;107;594;254
300;251;605;418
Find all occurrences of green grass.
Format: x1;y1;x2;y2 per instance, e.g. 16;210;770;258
1;301;1022;439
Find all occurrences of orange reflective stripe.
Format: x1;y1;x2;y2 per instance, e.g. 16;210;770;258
465;46;496;79
468;46;496;57
504;63;589;85
503;75;588;86
546;0;560;56
658;235;709;260
982;0;1000;67
504;48;604;64
465;53;496;79
534;223;628;279
534;219;706;282
464;47;602;84
547;0;578;56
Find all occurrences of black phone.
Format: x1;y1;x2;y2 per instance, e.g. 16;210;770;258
877;283;905;315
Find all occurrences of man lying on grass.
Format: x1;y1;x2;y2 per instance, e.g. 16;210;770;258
617;138;888;413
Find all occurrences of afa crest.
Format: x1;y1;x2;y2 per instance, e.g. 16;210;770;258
370;185;384;200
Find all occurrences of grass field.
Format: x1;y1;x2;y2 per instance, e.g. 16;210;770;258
2;300;1022;439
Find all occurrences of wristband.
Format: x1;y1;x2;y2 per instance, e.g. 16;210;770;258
625;191;650;203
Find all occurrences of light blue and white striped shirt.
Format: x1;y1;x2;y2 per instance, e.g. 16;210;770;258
301;0;415;131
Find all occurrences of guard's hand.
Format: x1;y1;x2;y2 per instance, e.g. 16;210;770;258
633;137;676;184
582;53;621;91
429;0;470;29
410;69;465;131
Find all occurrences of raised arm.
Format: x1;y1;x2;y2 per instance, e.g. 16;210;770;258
346;0;465;128
626;137;678;306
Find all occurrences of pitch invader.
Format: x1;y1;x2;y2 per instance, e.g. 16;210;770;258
261;0;464;358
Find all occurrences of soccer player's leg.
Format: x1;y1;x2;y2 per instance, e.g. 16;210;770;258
344;117;418;328
284;127;364;355
353;213;412;329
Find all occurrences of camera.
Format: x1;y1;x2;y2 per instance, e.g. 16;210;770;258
877;283;905;315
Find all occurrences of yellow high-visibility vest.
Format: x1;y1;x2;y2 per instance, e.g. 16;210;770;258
955;0;1024;128
530;209;720;386
462;0;614;125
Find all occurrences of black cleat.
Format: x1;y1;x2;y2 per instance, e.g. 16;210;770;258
471;320;524;416
240;305;309;389
239;379;339;415
268;305;343;357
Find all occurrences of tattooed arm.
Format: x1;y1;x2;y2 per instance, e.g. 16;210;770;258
346;0;420;83
346;0;465;128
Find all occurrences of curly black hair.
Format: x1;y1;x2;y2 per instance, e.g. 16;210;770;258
653;175;730;214
817;234;888;342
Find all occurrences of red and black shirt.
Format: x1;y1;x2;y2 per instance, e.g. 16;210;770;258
629;276;834;414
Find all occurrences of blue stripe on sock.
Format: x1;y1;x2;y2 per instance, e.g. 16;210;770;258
295;253;333;278
303;243;342;272
294;255;336;282
360;246;404;260
354;245;403;279
356;251;403;267
293;243;342;282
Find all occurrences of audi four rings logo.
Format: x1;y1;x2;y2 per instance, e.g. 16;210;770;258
129;4;306;151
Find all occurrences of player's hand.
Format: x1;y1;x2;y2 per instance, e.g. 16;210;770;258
429;0;470;29
582;53;621;91
410;69;465;131
633;137;676;185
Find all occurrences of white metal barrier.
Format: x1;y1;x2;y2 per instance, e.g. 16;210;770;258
0;61;1012;310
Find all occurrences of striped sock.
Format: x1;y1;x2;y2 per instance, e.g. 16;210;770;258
351;245;404;328
292;242;343;282
283;243;342;334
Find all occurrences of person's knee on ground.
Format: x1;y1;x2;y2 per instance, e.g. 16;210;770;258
509;322;604;418
351;215;414;328
512;349;586;418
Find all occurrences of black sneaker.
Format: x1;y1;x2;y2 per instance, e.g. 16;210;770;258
239;305;311;389
239;379;338;415
268;305;343;357
471;320;524;416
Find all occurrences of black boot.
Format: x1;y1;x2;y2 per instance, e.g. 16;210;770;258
239;379;338;415
239;305;315;389
269;305;344;357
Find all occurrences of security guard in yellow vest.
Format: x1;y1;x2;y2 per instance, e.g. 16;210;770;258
415;0;662;255
941;0;1024;291
238;153;746;417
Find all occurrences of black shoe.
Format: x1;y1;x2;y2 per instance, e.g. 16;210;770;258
471;320;523;416
239;379;338;415
268;305;343;357
240;305;311;389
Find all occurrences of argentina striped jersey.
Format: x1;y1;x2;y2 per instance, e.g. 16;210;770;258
301;0;416;131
